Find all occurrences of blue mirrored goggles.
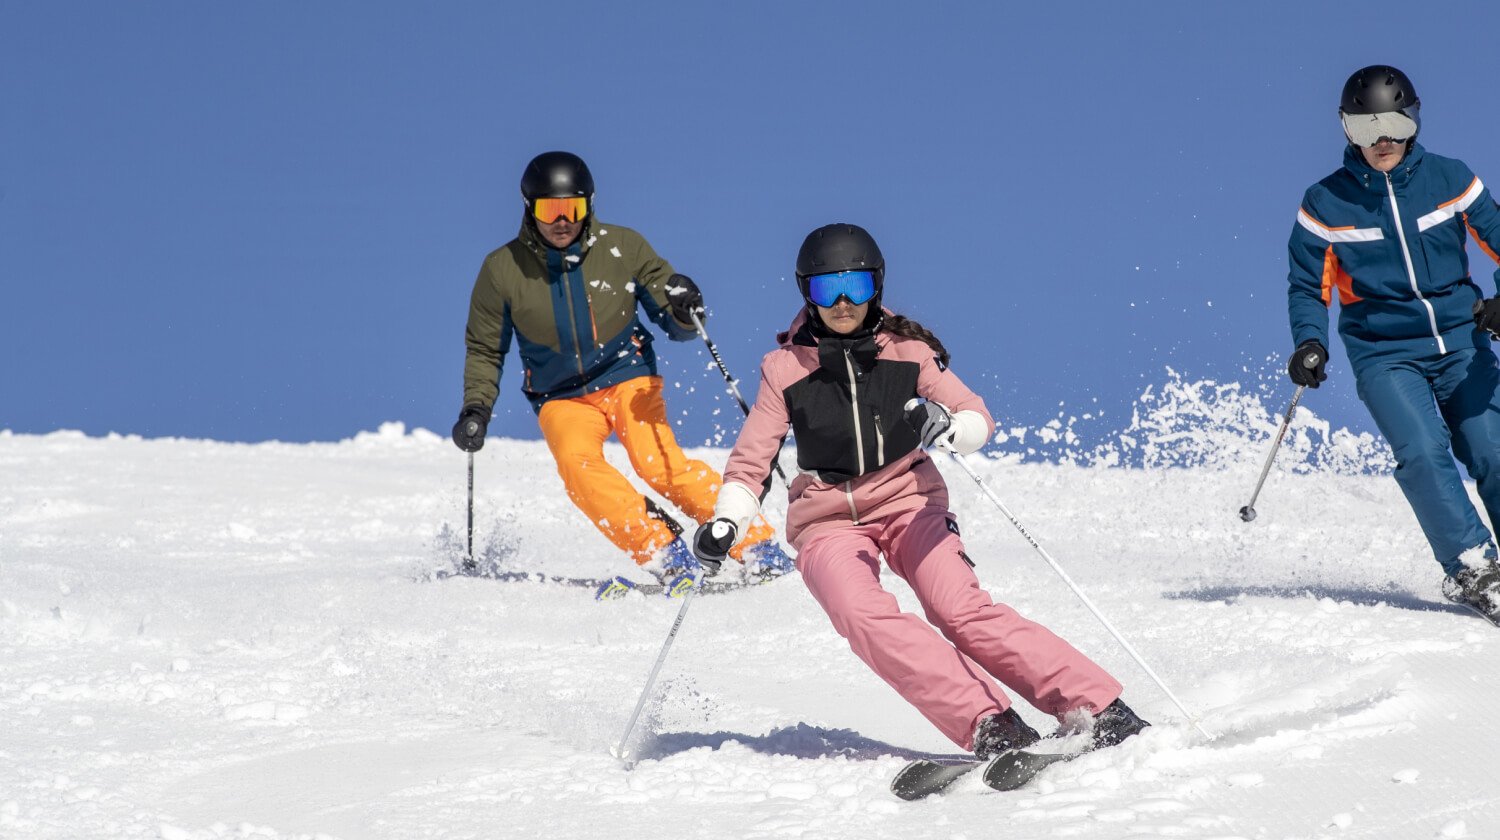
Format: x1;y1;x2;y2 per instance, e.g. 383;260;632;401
803;270;878;307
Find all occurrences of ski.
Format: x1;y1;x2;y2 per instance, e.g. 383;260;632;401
980;748;1078;791
593;572;787;601
892;747;1084;800
1444;590;1500;627
429;564;793;600
428;568;607;588
890;758;982;801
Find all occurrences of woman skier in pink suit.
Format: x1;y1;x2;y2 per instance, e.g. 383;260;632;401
691;223;1148;757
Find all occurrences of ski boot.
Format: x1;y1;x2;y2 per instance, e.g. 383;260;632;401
972;708;1042;759
642;538;703;598
1090;698;1150;749
1443;562;1500;624
743;539;795;581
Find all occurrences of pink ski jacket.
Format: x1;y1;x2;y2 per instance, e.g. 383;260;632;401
722;310;994;547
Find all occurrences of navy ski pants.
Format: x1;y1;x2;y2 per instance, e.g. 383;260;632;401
1355;345;1500;575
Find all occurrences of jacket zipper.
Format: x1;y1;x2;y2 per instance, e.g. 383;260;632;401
873;412;885;468
1385;171;1446;353
843;481;860;524
842;348;866;475
560;259;588;376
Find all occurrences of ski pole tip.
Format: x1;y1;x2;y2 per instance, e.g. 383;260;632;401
1237;506;1257;523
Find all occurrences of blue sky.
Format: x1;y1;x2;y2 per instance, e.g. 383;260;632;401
4;2;1500;448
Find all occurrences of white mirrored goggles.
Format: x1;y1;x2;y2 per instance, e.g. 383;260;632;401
1340;108;1419;148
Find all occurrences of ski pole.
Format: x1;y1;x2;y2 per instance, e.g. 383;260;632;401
461;451;477;573
688;310;791;490
615;584;701;768
1239;351;1322;523
949;451;1215;741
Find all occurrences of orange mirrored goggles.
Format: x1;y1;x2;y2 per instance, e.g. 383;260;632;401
531;196;589;223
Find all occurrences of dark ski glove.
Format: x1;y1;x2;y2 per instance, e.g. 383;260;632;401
1287;341;1327;388
1475;296;1500;339
904;399;955;450
665;274;705;326
691;518;736;575
451;404;490;452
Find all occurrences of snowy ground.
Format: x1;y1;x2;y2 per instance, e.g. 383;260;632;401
4;402;1498;839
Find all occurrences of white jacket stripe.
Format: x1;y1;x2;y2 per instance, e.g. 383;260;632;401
1297;208;1384;243
1417;177;1486;232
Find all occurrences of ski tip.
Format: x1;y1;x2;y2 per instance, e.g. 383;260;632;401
662;573;699;598
594;576;637;601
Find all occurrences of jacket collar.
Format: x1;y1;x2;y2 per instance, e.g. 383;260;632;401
519;213;599;273
778;307;885;379
816;331;880;379
1343;141;1426;193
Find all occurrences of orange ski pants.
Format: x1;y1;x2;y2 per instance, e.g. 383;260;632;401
536;376;774;565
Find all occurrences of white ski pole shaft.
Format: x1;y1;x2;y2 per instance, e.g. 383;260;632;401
950;452;1214;741
1238;382;1310;523
616;585;700;767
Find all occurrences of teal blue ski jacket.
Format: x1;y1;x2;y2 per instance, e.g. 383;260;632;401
1288;143;1500;369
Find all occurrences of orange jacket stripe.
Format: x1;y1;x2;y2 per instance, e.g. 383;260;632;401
1321;245;1363;306
1468;219;1500;265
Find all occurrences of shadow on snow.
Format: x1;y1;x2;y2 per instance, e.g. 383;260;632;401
1164;584;1470;617
633;722;970;765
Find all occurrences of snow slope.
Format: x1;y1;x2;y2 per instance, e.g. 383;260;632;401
3;393;1497;839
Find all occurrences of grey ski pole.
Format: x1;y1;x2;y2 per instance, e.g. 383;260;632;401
461;411;482;574
614;584;701;768
462;451;477;574
1239;350;1322;523
949;451;1215;742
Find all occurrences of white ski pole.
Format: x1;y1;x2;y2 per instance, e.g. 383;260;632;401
1239;351;1321;522
615;585;701;768
949;451;1214;741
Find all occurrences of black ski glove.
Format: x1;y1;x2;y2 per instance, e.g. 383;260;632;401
451;404;490;452
1475;296;1500;339
904;399;955;450
664;274;705;326
1287;340;1328;388
691;518;736;575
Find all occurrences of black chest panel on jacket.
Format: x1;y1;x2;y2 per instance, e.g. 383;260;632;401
782;333;921;484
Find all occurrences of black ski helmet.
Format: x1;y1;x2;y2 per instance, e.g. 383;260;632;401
1344;64;1422;142
795;223;885;302
1340;65;1420;117
520;151;594;202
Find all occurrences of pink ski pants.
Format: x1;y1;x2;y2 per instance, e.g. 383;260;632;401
797;504;1122;750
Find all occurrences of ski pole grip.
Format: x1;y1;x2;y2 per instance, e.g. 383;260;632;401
465;420;480;436
1302;352;1321;369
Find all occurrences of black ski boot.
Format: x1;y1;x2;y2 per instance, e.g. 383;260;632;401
1091;699;1150;749
1443;563;1500;623
972;708;1041;759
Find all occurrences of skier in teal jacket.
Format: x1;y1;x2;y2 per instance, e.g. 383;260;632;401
1286;65;1500;623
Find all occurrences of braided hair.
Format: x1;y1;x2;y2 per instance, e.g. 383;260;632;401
882;313;951;368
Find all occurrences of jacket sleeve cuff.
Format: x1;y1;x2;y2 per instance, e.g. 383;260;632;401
713;481;762;537
947;410;991;455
